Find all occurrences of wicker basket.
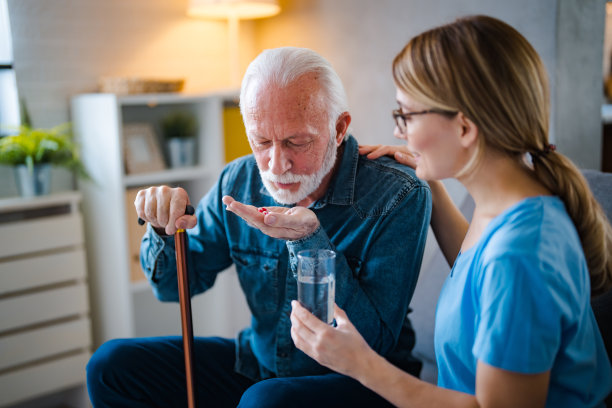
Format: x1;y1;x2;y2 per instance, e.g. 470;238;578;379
98;77;185;95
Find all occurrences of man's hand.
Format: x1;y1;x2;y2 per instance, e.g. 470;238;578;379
222;196;320;241
134;186;197;235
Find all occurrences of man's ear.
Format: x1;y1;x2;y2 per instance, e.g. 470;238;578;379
457;112;478;149
334;112;351;145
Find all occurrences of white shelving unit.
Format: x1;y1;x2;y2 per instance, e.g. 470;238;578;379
71;91;251;348
0;192;91;406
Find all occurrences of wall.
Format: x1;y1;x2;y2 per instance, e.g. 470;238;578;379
255;0;560;149
4;0;604;196
553;0;605;169
2;0;257;197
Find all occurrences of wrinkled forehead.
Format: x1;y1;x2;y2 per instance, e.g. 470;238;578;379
243;73;328;122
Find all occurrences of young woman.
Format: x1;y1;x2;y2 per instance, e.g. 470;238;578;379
290;15;612;407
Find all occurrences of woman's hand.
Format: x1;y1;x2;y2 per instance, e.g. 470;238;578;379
290;300;376;379
358;144;418;168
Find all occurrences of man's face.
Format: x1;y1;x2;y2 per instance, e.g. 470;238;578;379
243;73;337;205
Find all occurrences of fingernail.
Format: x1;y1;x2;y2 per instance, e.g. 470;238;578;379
266;215;276;225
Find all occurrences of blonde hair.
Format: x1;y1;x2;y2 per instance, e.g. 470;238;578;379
392;15;612;296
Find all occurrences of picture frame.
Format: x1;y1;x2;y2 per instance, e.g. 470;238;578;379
123;123;166;174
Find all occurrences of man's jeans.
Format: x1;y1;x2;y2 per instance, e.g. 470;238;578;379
87;336;394;407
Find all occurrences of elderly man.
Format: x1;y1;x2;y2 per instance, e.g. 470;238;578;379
86;47;431;408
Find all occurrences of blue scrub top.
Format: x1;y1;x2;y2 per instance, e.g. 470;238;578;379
435;196;611;407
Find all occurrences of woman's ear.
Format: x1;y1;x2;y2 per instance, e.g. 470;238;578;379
457;112;478;149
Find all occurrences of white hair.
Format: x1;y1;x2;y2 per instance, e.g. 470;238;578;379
240;47;349;139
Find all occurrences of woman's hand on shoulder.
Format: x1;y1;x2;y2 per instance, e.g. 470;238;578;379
358;144;418;168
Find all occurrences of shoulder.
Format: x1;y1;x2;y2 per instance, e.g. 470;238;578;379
477;196;587;292
358;154;425;187
353;154;431;216
483;196;579;259
217;154;264;198
219;155;257;184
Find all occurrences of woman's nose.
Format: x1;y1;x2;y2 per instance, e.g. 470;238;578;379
394;125;407;141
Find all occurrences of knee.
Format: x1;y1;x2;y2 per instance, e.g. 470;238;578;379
238;379;294;408
87;338;138;391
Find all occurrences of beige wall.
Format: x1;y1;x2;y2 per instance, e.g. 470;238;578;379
254;0;560;148
2;0;605;197
7;0;258;127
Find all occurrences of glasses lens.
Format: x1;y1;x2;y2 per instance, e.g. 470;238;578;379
393;110;406;133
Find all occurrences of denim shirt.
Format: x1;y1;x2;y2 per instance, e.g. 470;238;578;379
141;135;431;381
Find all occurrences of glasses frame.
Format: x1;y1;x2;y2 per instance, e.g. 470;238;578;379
392;108;457;134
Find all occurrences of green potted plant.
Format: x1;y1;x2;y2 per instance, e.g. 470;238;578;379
0;123;89;197
160;111;198;168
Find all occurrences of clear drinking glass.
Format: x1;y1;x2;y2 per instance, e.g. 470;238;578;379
297;249;336;324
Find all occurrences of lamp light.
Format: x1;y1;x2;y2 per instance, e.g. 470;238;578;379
187;0;281;86
187;0;280;20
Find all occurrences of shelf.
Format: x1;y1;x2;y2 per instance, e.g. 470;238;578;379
71;90;235;344
123;165;213;187
117;89;240;106
0;191;81;212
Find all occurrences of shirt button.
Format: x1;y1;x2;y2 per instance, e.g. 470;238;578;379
278;352;288;358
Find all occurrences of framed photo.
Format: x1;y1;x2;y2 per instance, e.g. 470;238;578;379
123;123;166;174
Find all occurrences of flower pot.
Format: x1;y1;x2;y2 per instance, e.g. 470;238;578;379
14;163;51;197
167;138;196;168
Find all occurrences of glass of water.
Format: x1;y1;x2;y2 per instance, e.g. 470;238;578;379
297;249;336;324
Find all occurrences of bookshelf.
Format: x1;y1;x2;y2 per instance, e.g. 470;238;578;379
71;91;251;347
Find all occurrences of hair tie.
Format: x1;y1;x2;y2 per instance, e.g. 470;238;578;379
532;144;556;160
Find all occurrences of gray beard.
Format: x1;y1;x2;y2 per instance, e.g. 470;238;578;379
259;136;338;205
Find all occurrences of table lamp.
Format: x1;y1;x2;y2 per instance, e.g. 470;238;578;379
187;0;281;87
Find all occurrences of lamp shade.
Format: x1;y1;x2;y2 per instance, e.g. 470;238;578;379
187;0;280;20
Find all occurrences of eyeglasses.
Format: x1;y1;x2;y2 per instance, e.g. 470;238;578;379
392;108;457;134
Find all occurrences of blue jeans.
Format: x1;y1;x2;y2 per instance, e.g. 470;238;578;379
87;336;394;407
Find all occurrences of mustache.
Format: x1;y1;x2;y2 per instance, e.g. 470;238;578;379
259;170;310;184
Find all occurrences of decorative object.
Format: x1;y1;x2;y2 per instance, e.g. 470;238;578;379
98;77;185;95
161;111;198;168
187;0;281;86
123;123;166;174
14;163;51;196
0;123;89;197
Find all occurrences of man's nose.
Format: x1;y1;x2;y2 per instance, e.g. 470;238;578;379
268;144;291;175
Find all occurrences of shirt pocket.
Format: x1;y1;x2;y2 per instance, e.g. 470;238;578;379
232;249;280;316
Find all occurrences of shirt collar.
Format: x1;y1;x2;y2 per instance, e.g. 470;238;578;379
315;134;357;208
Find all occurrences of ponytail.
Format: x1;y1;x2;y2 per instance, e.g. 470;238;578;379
532;152;612;297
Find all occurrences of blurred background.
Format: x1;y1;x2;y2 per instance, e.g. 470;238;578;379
0;1;608;407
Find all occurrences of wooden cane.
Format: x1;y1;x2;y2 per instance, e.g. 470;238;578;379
138;205;196;408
